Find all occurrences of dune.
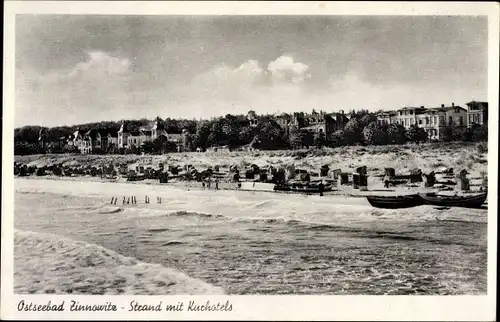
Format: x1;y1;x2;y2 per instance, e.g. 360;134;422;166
15;142;488;177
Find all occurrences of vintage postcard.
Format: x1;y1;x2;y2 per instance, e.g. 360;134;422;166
2;1;498;321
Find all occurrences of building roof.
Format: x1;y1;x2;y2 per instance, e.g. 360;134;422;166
466;101;488;105
98;129;118;137
302;124;324;130
139;121;155;132
441;105;466;112
84;128;102;139
377;111;397;117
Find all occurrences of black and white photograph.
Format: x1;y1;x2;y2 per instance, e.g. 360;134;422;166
2;1;498;321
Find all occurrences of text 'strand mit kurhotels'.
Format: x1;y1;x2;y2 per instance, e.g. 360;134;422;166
17;300;233;313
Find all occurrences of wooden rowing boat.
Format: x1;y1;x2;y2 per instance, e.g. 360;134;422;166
366;194;423;209
418;192;487;209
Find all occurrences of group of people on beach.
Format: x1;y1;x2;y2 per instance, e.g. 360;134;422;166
201;177;220;190
110;196;161;205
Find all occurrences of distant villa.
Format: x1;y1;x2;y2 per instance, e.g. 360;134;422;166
66;118;189;154
375;101;488;141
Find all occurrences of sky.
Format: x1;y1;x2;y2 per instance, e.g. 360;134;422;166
15;15;488;127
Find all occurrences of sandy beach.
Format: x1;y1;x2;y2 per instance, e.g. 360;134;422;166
14;174;487;295
14;143;488;178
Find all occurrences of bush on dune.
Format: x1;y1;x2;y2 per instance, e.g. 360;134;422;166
476;142;487;154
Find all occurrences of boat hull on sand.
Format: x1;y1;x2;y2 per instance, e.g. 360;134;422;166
366;194;423;209
418;192;487;209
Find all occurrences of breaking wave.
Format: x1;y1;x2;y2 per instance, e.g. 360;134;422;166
14;230;224;295
166;210;224;219
97;206;124;214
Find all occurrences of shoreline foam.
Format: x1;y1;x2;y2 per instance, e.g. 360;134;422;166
14;229;225;295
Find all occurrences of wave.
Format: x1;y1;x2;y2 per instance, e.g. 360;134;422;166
250;199;279;209
162;240;186;246
166;210;225;219
231;214;484;246
14;229;224;295
97;206;124;214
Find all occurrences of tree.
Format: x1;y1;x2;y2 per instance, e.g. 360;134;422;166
344;119;364;145
359;114;377;128
406;124;427;144
164;118;181;134
331;130;345;147
314;130;327;148
387;123;407;144
442;123;467;142
62;144;79;154
193;122;211;149
472;124;488;142
363;122;388;145
301;130;314;148
238;126;254;145
141;141;155;154
257;118;287;150
289;127;303;149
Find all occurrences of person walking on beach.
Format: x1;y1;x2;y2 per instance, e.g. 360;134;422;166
318;181;324;197
384;175;390;189
215;178;219;190
207;177;211;189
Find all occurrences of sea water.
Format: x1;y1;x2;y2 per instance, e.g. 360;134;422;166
14;178;487;295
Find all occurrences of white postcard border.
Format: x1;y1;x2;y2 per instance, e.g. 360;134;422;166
2;1;498;321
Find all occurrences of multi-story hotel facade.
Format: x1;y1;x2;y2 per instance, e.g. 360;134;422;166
376;102;469;141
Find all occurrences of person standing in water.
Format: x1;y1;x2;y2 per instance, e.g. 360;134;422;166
318;181;324;197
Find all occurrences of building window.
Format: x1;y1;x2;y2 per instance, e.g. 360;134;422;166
418;119;422;125
459;116;463;126
410;110;414;115
448;116;453;125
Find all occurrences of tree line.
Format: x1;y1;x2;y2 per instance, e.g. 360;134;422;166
14;110;488;155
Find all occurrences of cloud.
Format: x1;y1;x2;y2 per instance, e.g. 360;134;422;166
68;51;130;79
171;56;486;119
267;56;311;83
176;56;312;117
16;51;135;126
15;52;487;127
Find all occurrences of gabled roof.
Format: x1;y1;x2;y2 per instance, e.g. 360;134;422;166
70;130;82;141
466;101;488;105
139;121;155;132
98;128;118;137
441;105;466;112
85;128;101;139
